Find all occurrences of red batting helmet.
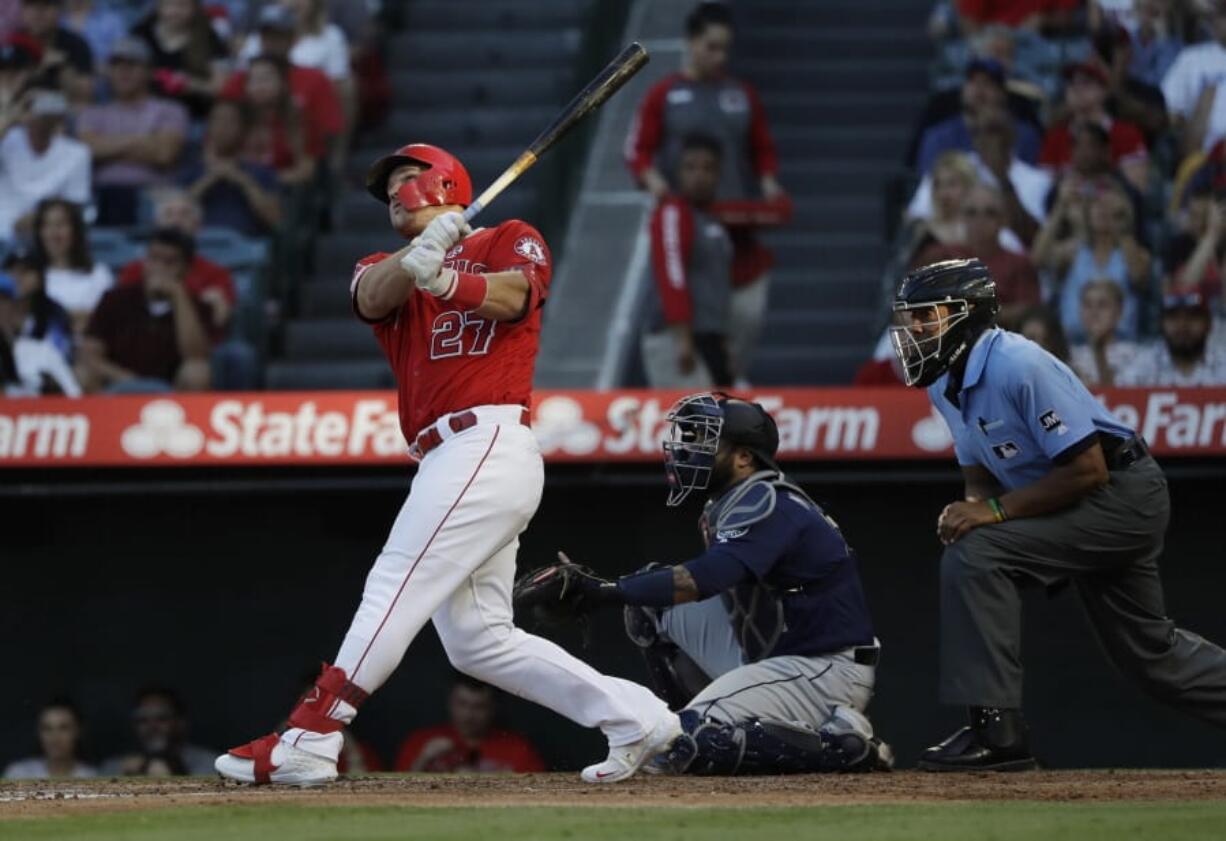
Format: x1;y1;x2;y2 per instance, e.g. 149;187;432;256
365;143;473;209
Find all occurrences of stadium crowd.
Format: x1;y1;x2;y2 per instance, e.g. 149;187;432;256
2;674;544;778
0;0;386;397
859;0;1226;388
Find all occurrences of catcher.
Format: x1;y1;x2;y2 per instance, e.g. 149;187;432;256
515;393;891;775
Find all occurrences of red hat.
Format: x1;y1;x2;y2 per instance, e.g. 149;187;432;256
1063;60;1109;87
365;143;473;209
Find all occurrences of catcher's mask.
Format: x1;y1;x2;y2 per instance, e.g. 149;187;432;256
662;393;779;507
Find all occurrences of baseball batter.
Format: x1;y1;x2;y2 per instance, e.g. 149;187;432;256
215;143;680;785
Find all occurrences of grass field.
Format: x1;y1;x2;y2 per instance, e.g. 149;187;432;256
3;771;1225;841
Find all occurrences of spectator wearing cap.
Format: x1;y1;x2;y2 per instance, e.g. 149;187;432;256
1069;278;1139;386
182;97;281;236
1;700;95;778
80;226;211;393
118;190;235;345
0;261;79;395
16;0;91;101
0;86;90;242
30;198;112;333
61;0;125;65
915;57;1042;175
1118;289;1226;385
909;104;1052;246
118;189;257;389
1042;118;1146;235
1039;61;1149;192
131;0;229;120
913;182;1041;328
238;1;352;144
77;36;188;227
218;4;342;161
641;133;734;389
2;247;72;361
1162;2;1226;155
626;1;784;383
1164;183;1225;305
1032;179;1151;342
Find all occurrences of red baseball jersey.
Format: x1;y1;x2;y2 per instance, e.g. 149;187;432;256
350;220;552;442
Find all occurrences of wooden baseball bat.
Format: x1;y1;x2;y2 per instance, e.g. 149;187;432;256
461;42;650;223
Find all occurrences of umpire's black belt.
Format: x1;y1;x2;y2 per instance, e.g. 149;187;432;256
1102;435;1150;471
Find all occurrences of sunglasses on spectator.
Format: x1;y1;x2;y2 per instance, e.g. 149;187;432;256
1162;293;1207;311
133;712;174;724
962;205;1001;218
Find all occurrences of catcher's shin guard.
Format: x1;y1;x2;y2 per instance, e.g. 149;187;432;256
662;707;880;775
624;605;711;710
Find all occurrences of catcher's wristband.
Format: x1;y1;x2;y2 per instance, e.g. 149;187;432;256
987;497;1008;523
616;566;675;607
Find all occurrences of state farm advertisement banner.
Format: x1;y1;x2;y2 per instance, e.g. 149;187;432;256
0;388;1224;468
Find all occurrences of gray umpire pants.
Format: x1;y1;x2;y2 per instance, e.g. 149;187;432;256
941;456;1226;726
659;597;876;729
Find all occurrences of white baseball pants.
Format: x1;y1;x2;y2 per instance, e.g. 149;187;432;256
284;406;670;758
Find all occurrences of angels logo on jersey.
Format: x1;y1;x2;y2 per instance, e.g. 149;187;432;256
446;244;463;259
513;236;547;265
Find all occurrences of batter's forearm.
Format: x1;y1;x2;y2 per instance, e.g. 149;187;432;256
474;271;531;322
356;246;416;320
672;566;700;604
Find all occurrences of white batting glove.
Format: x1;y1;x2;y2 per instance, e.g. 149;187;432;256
418;211;471;252
399;240;449;295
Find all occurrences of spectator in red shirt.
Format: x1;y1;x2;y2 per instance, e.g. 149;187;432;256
79;227;212;393
241;53;320;185
625;1;783;383
913;182;1041;328
641;133;733;388
218;5;343;151
119;191;236;345
394;675;545;774
1039;60;1149;192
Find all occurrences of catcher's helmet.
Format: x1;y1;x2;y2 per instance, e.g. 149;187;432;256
890;258;999;387
365;143;473;209
662;393;780;506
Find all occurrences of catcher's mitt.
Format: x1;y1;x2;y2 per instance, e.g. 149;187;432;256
513;560;616;627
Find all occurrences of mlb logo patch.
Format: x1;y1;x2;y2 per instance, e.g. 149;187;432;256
716;527;748;543
1038;409;1068;436
992;441;1021;460
513;236;547;265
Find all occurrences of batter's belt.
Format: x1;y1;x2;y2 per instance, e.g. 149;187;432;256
410;405;531;459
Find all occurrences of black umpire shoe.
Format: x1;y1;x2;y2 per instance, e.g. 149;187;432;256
917;707;1038;772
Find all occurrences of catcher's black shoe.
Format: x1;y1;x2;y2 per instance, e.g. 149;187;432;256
918;707;1037;772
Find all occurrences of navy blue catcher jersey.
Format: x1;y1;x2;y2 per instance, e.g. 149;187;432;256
701;488;876;659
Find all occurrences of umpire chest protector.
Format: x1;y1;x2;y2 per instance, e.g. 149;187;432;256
702;470;821;662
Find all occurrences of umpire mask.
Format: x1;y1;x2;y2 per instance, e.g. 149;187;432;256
662;393;724;507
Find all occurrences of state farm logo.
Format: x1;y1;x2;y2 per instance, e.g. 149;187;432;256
532;395;601;455
121;400;205;458
120;398;405;460
911;406;954;452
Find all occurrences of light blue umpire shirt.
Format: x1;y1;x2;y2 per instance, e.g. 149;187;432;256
928;328;1136;491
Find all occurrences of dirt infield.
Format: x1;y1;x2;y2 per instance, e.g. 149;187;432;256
2;770;1225;818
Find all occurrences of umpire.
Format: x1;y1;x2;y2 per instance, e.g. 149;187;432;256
891;258;1226;771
